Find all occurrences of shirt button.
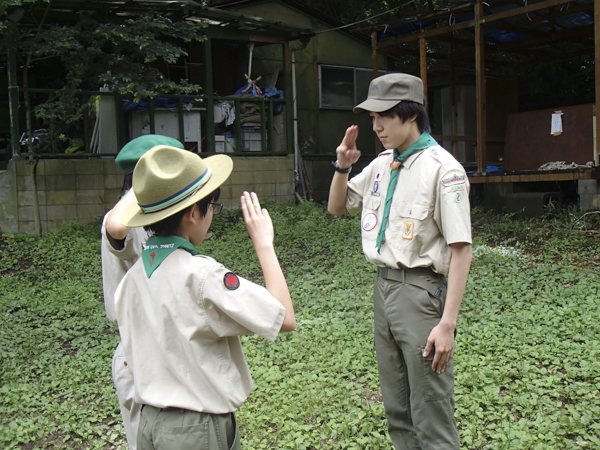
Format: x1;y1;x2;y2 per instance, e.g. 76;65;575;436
124;361;128;367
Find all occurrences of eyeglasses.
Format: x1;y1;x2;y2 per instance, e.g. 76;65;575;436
210;203;223;215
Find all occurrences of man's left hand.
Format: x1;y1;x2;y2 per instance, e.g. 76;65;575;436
423;322;455;374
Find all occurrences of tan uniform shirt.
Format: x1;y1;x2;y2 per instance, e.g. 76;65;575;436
114;250;286;414
346;145;472;274
100;212;148;324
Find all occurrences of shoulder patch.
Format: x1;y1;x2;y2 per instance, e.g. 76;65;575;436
224;272;240;290
441;171;466;187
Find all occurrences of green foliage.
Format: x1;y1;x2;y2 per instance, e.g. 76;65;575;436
517;55;595;112
0;221;123;449
0;1;207;153
1;204;599;448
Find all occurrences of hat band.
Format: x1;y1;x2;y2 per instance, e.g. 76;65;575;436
139;168;212;214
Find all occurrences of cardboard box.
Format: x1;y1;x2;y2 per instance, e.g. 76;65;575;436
215;135;225;153
242;130;262;152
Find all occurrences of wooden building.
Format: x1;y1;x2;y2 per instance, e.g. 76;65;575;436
364;0;600;211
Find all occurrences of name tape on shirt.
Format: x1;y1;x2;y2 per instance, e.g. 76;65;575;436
441;171;466;188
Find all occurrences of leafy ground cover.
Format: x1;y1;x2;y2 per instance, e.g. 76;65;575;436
1;202;599;449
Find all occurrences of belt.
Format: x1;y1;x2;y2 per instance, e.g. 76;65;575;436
377;266;445;299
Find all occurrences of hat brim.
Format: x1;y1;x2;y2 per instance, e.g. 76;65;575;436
119;154;233;228
353;98;402;114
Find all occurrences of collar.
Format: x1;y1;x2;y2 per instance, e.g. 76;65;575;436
402;147;430;170
142;235;198;278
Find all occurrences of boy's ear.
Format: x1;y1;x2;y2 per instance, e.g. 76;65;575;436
183;204;198;224
409;114;418;123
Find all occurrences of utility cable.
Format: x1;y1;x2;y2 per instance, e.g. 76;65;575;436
314;0;416;34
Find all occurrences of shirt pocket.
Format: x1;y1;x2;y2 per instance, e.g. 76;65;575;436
389;202;432;246
364;195;382;211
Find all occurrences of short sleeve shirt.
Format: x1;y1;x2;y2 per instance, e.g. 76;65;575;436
100;212;148;324
114;250;286;414
346;145;472;274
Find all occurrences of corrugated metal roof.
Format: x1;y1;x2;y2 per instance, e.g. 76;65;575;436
363;0;594;57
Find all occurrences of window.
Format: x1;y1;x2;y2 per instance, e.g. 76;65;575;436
319;65;391;110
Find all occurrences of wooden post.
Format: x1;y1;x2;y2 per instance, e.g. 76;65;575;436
204;37;214;153
372;31;379;79
420;37;428;105
283;42;294;154
7;50;20;157
475;1;486;174
449;40;458;158
372;31;381;155
595;0;600;165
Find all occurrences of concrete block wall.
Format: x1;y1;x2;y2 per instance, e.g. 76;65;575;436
220;155;295;209
578;179;600;211
0;154;295;234
9;158;123;234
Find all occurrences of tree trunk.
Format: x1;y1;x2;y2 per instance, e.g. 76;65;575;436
23;61;41;235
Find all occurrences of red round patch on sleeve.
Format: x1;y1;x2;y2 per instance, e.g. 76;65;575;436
224;272;240;290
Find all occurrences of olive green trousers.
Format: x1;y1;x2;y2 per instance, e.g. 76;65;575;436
374;267;460;450
137;404;240;450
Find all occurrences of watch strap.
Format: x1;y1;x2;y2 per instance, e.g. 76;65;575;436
331;160;352;174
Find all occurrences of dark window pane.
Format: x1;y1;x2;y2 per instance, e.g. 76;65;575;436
356;69;373;105
321;67;354;109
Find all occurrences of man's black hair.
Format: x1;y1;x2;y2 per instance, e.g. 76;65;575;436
379;100;431;134
144;187;221;236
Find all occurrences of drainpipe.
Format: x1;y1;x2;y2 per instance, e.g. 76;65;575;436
291;37;311;201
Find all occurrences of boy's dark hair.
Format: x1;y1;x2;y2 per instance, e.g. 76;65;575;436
379;101;431;134
144;187;221;235
120;172;134;198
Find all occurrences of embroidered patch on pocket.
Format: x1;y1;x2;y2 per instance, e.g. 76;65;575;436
402;220;414;240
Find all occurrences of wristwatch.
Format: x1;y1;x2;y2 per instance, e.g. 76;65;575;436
331;160;352;174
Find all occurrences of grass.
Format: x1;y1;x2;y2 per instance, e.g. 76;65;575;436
1;202;599;449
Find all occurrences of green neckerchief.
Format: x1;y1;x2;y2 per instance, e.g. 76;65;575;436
375;132;438;254
142;235;198;278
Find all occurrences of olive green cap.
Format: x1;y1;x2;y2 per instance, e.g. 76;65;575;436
115;135;184;174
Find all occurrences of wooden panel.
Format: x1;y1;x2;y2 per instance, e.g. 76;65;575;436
468;168;600;183
475;1;486;174
503;104;594;171
595;0;600;165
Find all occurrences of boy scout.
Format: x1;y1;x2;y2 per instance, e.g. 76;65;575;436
328;73;472;449
114;145;296;449
101;134;184;449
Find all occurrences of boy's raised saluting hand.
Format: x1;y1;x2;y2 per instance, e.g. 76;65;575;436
336;125;362;169
241;191;274;251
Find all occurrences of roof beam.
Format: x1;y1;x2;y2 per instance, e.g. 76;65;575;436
496;23;594;52
483;20;551;39
377;0;580;49
515;2;594;26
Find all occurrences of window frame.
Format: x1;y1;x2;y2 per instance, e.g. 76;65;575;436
318;64;390;110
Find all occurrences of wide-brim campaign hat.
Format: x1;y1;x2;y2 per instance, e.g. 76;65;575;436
120;145;233;227
353;73;424;113
115;134;184;174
